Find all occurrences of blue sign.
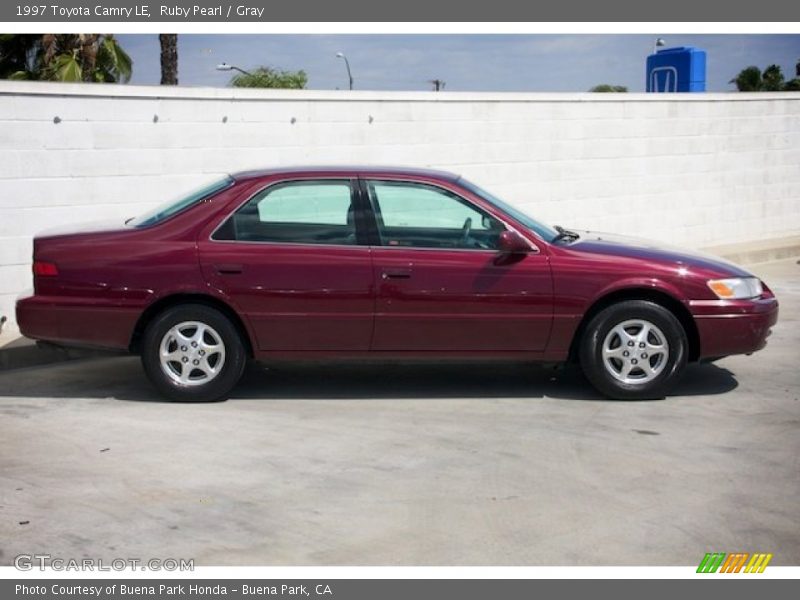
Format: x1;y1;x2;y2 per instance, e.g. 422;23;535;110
646;46;706;93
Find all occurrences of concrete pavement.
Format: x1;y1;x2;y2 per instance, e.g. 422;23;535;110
0;258;798;566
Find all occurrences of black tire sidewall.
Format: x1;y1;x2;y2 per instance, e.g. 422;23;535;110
580;300;688;400
141;304;246;402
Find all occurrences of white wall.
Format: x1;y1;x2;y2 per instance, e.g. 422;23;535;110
1;81;799;327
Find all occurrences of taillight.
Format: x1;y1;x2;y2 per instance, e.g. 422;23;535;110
33;261;59;277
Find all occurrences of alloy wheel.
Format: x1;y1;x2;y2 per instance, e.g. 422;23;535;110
158;321;226;386
601;319;670;385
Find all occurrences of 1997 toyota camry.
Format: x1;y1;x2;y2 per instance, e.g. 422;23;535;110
17;167;778;402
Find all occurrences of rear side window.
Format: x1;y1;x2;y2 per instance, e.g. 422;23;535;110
213;180;358;245
129;176;233;228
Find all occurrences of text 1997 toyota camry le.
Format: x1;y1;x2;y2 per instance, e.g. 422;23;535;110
17;167;778;401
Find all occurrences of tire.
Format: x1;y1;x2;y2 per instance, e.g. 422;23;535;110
579;300;688;400
141;304;247;402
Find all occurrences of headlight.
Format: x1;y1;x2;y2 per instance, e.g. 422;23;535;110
707;277;763;299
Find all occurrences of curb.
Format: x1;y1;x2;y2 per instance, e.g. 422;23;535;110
0;337;121;371
700;235;800;267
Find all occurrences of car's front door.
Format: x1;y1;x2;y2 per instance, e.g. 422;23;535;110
198;178;375;353
363;178;553;354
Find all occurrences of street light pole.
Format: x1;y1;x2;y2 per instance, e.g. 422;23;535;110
336;52;354;90
653;38;666;55
216;63;252;76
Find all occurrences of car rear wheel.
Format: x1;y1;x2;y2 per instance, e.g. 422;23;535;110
141;304;246;402
579;300;688;400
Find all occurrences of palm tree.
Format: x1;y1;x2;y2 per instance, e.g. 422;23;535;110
159;34;178;85
730;63;800;92
0;34;131;83
0;34;40;79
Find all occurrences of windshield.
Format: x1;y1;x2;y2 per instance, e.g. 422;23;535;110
458;177;559;242
128;175;234;228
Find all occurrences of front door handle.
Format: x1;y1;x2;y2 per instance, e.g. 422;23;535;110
382;268;412;280
215;263;243;275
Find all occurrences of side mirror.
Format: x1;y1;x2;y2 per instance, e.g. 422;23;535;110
497;230;532;254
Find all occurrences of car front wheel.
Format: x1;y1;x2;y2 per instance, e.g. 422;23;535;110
579;300;688;400
141;304;247;402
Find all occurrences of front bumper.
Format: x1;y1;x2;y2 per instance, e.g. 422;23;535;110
690;296;779;359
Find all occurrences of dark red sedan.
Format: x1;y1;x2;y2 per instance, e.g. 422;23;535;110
17;166;778;401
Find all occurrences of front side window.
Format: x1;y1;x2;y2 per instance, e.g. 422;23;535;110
366;180;504;250
457;177;559;242
213;180;358;245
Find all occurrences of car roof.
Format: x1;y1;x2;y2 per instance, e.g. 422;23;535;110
230;165;461;182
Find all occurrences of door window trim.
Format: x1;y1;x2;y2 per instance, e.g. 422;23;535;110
357;177;539;254
208;176;372;248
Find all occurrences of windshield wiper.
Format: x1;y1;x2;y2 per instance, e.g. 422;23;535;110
552;225;580;243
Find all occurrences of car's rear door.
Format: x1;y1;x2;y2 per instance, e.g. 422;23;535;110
198;177;375;353
362;177;553;354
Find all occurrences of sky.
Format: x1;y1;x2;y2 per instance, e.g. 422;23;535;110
115;34;800;92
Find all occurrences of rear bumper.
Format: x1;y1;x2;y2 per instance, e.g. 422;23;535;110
16;293;138;351
691;296;779;359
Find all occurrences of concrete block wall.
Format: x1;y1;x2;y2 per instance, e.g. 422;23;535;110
1;81;799;328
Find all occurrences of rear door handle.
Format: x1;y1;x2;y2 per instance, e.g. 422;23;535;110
382;268;412;280
215;263;243;275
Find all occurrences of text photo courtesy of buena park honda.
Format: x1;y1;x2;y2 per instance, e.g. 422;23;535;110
0;32;799;569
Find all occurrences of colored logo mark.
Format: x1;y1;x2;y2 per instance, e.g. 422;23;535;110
697;552;773;573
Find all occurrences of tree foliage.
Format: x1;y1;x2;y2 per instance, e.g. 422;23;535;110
588;84;628;92
730;66;762;91
0;34;131;83
730;63;798;92
230;67;307;89
761;64;785;91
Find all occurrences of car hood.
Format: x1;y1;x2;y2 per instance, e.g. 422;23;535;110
564;230;753;278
